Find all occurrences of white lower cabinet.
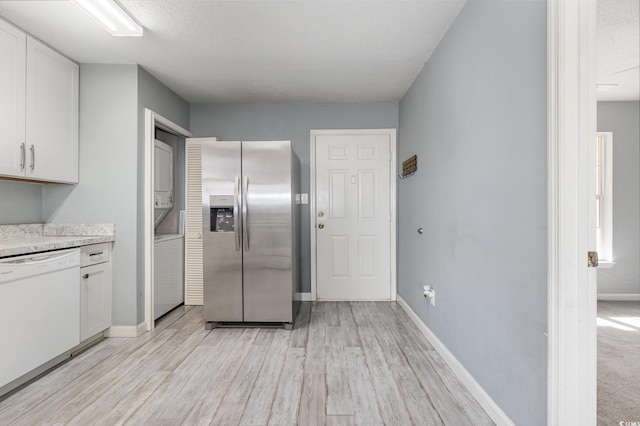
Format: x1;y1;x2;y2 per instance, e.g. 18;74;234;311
80;244;111;342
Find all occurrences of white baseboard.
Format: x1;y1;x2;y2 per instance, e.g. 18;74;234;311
597;293;640;301
106;322;147;338
137;321;148;335
396;295;514;426
296;292;314;302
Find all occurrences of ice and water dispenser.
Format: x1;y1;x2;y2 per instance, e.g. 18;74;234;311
209;195;235;232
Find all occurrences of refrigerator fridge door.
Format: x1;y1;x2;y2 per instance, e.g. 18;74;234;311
242;141;294;323
202;141;243;322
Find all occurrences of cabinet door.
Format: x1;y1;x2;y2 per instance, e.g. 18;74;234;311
185;139;204;305
80;262;111;341
26;37;78;183
0;19;26;178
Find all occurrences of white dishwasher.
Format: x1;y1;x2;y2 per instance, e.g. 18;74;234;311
0;248;80;395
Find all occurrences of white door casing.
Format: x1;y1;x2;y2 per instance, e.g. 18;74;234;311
547;0;597;424
311;129;396;301
144;109;192;332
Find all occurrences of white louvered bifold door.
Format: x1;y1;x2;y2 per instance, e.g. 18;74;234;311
184;138;215;305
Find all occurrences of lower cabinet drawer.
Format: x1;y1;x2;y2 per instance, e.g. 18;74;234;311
80;243;109;267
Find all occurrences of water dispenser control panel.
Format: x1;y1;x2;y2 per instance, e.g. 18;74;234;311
209;195;235;232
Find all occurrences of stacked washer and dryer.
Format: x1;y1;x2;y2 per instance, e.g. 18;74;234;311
153;139;184;320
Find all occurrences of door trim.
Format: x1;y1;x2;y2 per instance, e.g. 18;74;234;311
143;109;192;332
547;0;597;423
309;129;397;301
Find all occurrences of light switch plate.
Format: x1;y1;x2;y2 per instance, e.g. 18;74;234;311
301;193;309;204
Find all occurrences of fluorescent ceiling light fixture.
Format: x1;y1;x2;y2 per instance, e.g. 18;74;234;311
72;0;143;37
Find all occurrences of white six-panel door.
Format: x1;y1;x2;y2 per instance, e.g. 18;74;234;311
313;130;395;300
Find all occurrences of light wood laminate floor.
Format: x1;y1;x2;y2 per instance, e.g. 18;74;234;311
0;302;493;425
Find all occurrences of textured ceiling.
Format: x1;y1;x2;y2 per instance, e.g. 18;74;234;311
597;0;639;101
0;0;465;104
0;0;637;104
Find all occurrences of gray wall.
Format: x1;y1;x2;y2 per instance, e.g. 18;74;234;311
397;1;547;424
190;103;399;293
43;64;139;326
137;67;190;323
597;101;640;295
0;181;42;224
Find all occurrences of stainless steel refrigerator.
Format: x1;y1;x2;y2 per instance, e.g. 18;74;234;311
202;140;300;329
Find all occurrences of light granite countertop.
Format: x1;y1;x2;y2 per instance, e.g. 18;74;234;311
0;224;115;258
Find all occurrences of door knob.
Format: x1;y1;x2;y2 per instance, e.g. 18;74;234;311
318;223;324;229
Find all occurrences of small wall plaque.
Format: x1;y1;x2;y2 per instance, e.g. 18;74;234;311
401;155;417;179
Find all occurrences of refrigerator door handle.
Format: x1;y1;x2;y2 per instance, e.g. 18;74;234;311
234;176;241;251
242;175;249;251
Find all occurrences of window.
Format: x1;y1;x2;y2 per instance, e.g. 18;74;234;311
596;132;613;265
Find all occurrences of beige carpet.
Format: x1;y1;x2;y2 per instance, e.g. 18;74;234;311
597;301;640;425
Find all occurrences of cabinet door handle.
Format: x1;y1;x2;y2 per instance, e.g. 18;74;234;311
89;252;104;257
20;143;25;170
82;274;89;279
30;145;35;171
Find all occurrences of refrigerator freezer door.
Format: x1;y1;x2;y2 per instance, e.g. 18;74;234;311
242;141;294;323
202;141;243;322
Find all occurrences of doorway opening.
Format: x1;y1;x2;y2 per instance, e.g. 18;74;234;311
144;109;192;331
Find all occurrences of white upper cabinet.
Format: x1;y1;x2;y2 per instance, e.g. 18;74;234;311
0;19;78;184
26;37;78;183
0;19;26;177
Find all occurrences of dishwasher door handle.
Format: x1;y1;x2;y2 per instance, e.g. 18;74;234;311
0;249;78;265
